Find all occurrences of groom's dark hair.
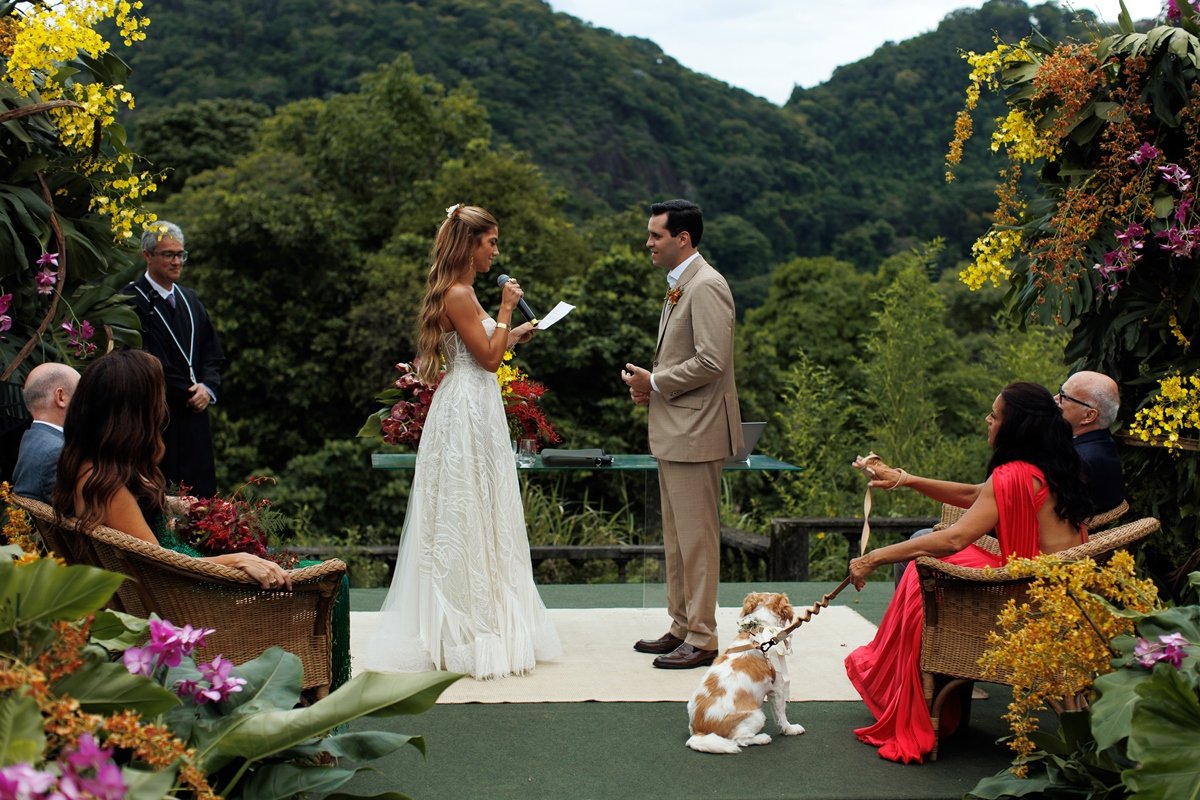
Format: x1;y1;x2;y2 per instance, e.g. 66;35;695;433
650;199;703;247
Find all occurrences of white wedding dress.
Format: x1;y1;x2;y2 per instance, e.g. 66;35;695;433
365;318;561;679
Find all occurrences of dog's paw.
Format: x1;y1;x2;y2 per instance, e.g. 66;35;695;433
780;723;806;736
737;733;772;747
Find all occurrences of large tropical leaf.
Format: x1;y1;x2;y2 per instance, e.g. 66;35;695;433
0;558;124;627
122;766;180;800
231;762;402;800
1091;665;1151;750
212;671;459;768
1122;665;1200;799
89;607;150;651
279;730;419;762
0;695;44;767
54;661;180;717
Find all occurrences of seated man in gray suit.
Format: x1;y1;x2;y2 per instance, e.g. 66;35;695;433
12;362;80;503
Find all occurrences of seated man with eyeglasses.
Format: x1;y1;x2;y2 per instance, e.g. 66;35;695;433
1055;371;1125;509
855;372;1126;588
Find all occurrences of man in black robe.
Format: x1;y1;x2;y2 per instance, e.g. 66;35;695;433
124;221;225;497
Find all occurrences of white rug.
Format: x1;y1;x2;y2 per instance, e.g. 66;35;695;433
350;606;877;703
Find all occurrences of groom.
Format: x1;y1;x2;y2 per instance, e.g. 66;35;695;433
621;199;742;669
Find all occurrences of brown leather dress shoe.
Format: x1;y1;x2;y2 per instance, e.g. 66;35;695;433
633;632;685;654
652;642;717;669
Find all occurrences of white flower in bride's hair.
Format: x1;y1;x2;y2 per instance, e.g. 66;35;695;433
445;204;461;218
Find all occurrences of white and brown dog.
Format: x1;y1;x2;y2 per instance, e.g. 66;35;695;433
686;592;806;754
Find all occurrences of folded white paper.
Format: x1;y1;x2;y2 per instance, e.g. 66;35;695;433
535;301;575;330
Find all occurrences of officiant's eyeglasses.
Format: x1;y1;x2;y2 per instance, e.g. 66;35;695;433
154;249;189;262
1057;385;1095;410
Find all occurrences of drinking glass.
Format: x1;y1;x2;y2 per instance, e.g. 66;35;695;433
517;438;537;468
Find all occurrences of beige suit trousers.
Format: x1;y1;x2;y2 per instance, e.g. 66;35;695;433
658;458;723;651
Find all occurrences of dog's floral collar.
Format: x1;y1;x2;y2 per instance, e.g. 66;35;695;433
665;286;683;305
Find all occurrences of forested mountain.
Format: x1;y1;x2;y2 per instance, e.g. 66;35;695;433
125;0;1106;297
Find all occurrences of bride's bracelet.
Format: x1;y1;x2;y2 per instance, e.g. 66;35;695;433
887;469;910;490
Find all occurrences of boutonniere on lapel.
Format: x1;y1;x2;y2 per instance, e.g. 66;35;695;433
665;286;683;306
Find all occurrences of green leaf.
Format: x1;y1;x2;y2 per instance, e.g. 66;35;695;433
280;730;420;761
1123;666;1200;798
212;671;459;769
0;559;125;628
231;762;364;800
357;411;384;439
54;661;181;717
324;793;414;800
210;646;304;715
1154;194;1180;218
1091;666;1151;750
0;695;44;767
1118;0;1134;34
89;608;150;651
966;769;1053;798
123;766;180;800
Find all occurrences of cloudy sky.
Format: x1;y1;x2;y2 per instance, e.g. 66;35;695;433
546;1;1167;105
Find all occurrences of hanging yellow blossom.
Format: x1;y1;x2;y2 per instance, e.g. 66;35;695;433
979;551;1161;775
1128;372;1200;450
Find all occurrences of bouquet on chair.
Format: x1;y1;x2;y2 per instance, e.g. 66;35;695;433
170;476;298;568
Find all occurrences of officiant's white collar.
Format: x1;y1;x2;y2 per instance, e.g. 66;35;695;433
666;252;700;289
143;272;177;300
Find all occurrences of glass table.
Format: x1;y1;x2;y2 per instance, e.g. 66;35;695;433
372;451;801;603
371;452;800;472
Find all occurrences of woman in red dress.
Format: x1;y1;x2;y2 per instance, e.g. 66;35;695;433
844;382;1092;763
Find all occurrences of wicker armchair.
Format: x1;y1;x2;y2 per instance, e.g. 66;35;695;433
15;496;347;698
932;498;1129;557
914;514;1159;760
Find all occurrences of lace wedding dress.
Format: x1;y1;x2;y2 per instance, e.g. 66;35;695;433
365;318;561;679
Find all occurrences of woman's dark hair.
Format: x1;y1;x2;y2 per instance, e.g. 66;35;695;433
986;381;1092;528
52;349;168;533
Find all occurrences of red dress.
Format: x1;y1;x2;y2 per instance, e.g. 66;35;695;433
844;461;1082;763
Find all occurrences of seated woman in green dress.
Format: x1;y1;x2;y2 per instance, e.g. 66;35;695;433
51;349;350;689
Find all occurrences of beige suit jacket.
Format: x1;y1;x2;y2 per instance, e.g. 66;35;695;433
649;255;743;462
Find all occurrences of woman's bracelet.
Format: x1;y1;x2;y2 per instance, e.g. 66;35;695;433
889;469;910;489
496;321;509;330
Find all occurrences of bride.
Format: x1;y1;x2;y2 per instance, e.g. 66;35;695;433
365;204;561;680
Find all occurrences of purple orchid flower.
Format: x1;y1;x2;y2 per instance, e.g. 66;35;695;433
1175;197;1193;223
1134;632;1194;669
1128;142;1161;164
1159;163;1193;191
1115;223;1146;248
35;269;57;296
122;646;156;677
59;734;127;800
1157;227;1196;257
36;252;59;269
0;764;56;797
1167;0;1200;22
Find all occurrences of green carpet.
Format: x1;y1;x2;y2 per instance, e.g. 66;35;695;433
345;582;1015;799
343;699;1012;800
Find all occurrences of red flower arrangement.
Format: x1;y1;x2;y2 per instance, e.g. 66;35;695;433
498;352;561;445
361;354;560;448
171;477;297;568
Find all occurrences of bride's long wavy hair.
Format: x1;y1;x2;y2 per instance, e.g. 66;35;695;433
52;349;168;533
415;205;498;384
